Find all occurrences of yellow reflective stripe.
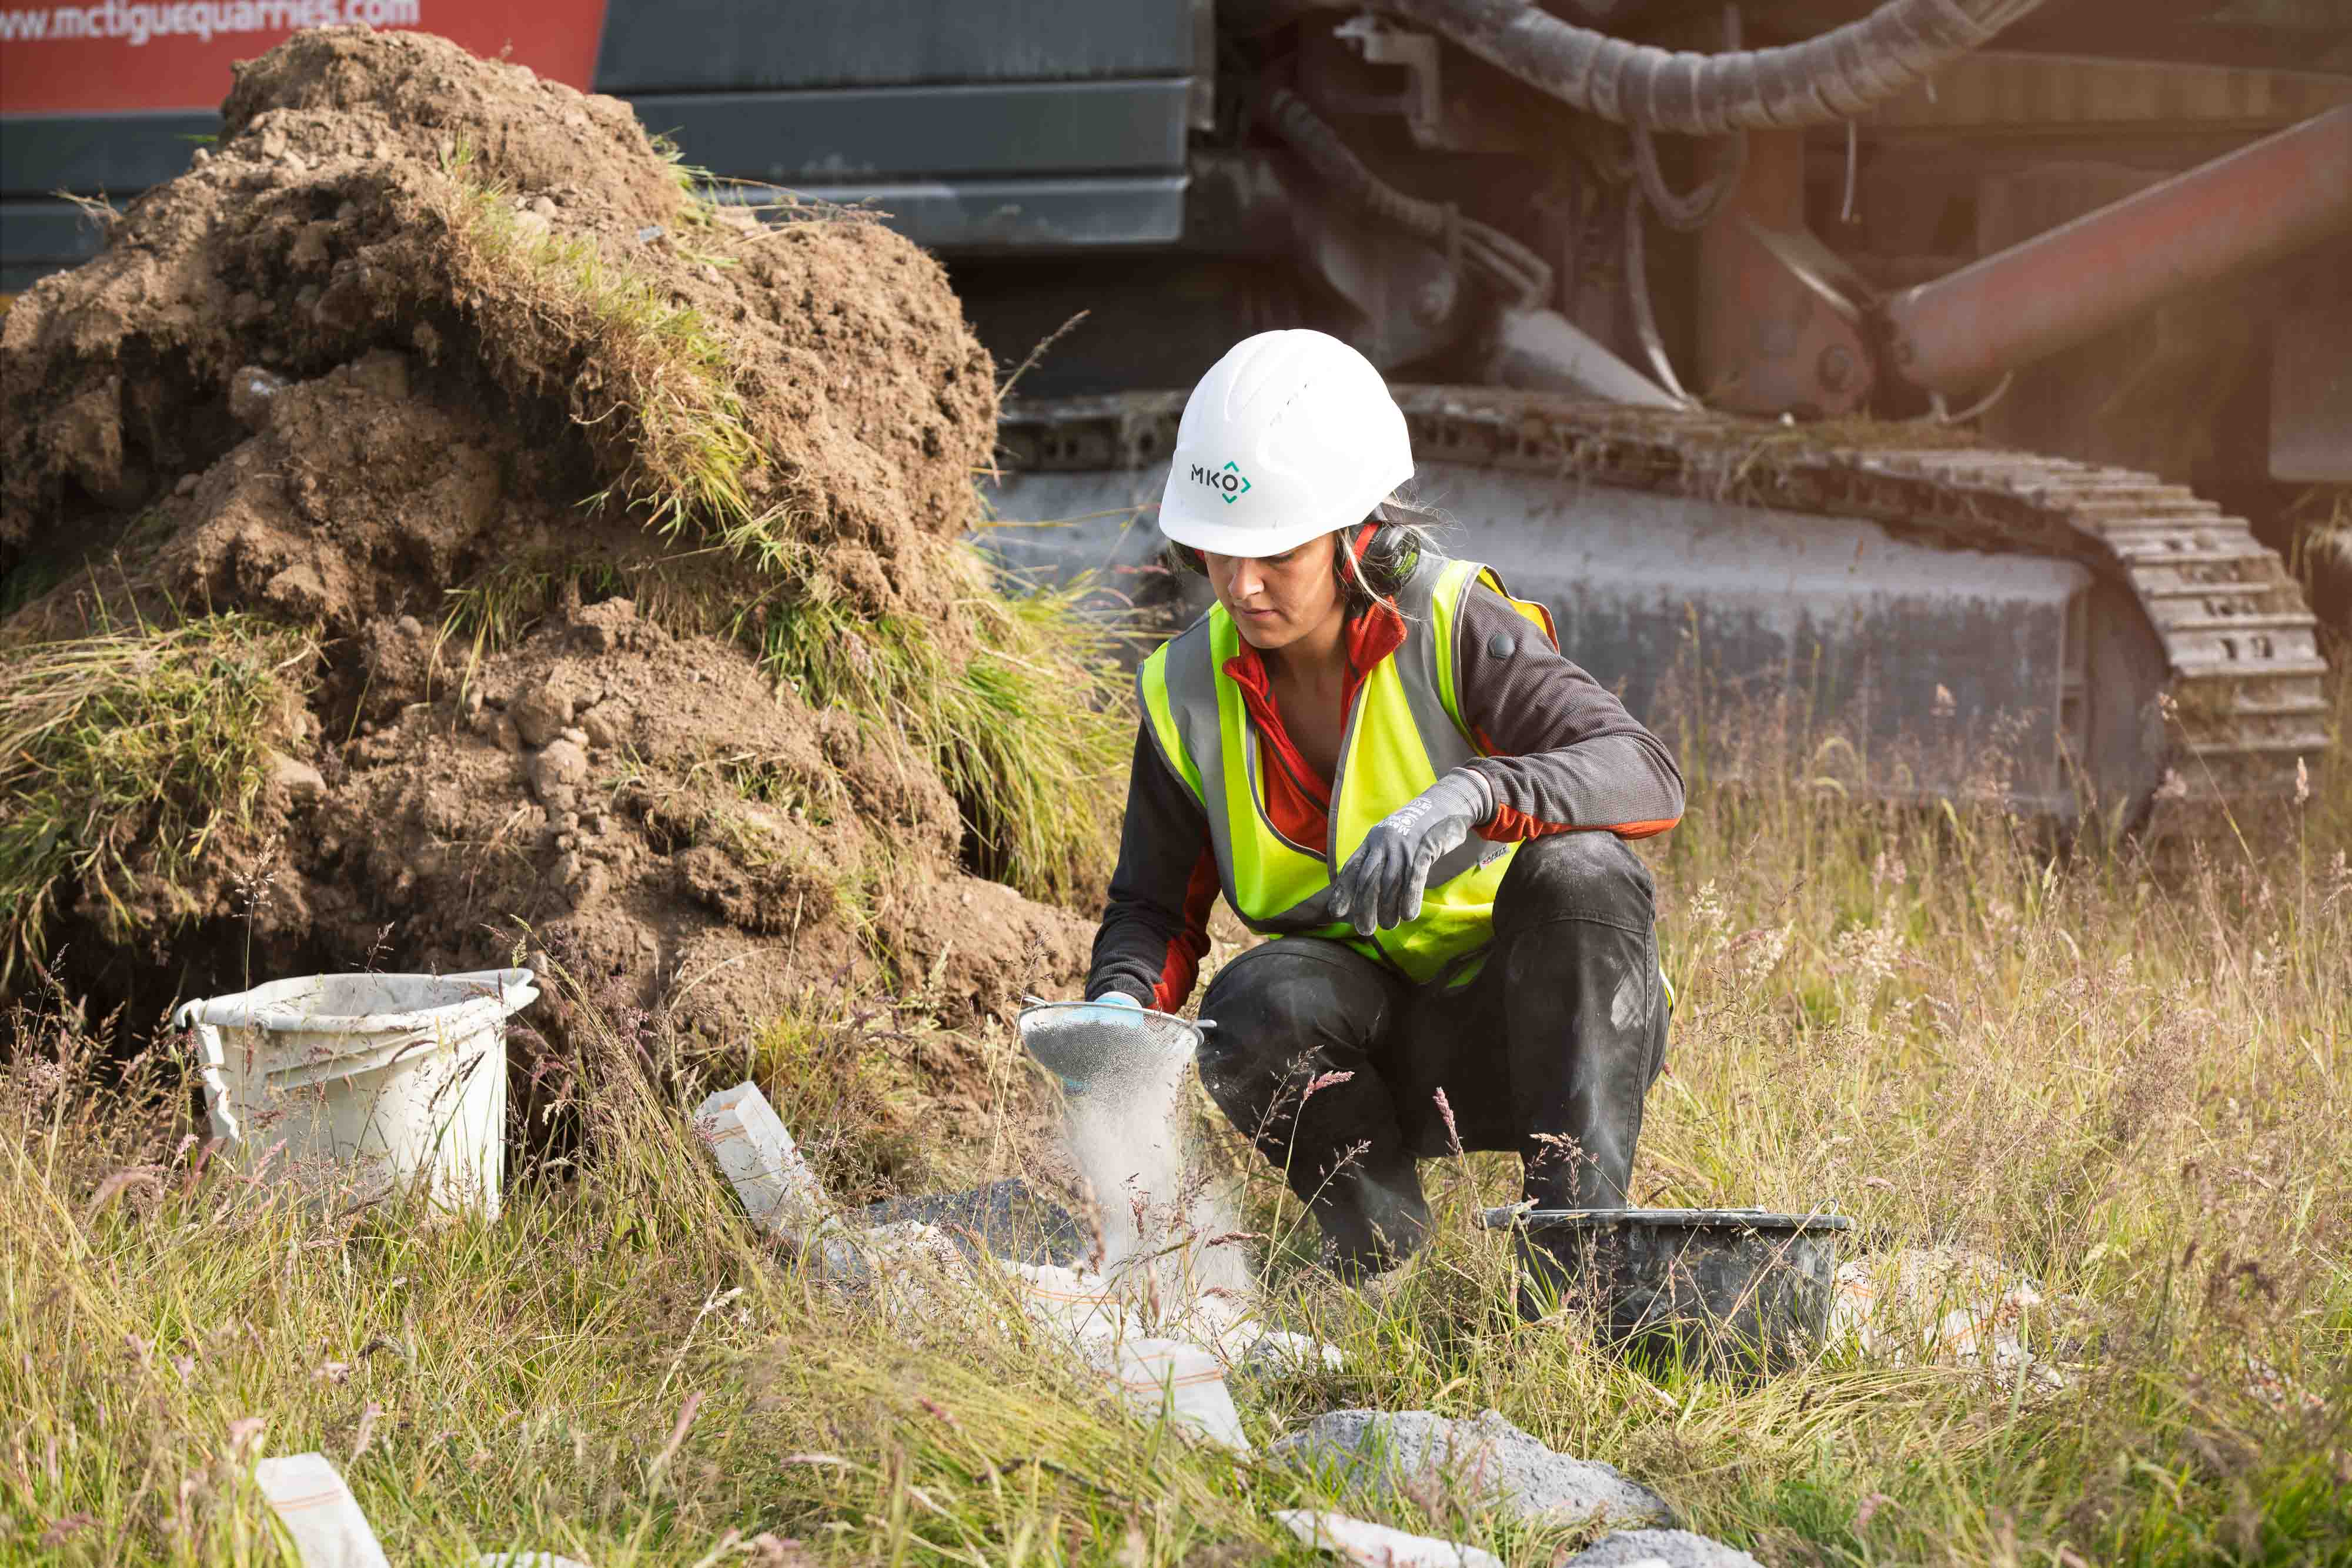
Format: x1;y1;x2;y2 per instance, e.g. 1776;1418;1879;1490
1430;563;1559;737
1138;646;1204;804
1210;610;1328;918
1335;564;1512;983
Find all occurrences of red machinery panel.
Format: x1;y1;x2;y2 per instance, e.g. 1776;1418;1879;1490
0;2;606;115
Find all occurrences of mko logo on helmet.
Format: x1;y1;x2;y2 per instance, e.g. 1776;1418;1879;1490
1158;330;1411;559
1190;460;1252;503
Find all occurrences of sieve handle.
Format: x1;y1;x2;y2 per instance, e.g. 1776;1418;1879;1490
1020;994;1216;1030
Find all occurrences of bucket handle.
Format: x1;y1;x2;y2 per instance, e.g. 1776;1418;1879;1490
171;1000;240;1144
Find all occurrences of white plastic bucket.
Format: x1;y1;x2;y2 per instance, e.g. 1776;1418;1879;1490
175;968;537;1217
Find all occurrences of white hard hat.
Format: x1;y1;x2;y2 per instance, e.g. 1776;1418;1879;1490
1157;329;1412;559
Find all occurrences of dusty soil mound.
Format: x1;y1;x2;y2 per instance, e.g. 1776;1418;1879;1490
0;28;1098;1038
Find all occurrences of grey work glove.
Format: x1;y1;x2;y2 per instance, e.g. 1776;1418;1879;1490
1329;770;1494;935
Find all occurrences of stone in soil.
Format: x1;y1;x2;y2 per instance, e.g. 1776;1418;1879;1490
510;681;574;748
1561;1529;1764;1567
1270;1409;1674;1530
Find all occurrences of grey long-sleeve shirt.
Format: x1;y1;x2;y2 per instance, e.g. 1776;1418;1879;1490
1087;581;1683;1009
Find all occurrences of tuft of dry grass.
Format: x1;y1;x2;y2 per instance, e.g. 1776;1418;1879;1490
742;541;1128;905
0;613;316;984
434;142;777;557
4;666;2345;1566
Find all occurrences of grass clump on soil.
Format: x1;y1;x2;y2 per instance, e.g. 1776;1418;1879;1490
0;614;315;983
9;667;2346;1567
441;543;1129;907
433;145;775;556
744;550;1128;904
427;152;1127;905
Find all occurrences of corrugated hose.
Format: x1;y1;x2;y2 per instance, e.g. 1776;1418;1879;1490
1377;0;2046;135
1265;86;1555;305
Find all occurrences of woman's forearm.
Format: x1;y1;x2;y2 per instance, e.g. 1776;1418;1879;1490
1086;728;1220;1008
1451;585;1686;839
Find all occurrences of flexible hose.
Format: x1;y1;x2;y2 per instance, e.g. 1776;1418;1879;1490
1377;0;2044;135
1265;87;1555;303
1620;186;1693;404
1631;119;1746;229
1624;6;1745;232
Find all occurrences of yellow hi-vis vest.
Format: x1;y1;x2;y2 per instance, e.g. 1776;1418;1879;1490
1137;556;1556;985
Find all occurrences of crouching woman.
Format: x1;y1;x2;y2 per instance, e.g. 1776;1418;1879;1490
1084;330;1685;1279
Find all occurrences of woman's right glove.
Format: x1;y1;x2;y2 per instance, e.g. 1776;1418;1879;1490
1329;770;1493;935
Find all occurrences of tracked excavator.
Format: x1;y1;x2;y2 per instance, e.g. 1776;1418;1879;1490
963;2;2348;826
5;0;2344;820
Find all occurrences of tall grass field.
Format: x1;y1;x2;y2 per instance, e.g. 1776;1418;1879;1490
4;670;2346;1567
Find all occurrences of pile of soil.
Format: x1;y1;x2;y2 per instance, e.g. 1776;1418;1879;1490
0;28;1093;1039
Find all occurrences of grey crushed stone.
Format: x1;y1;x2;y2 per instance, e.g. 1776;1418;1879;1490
1268;1409;1675;1529
857;1179;1088;1267
1562;1529;1765;1567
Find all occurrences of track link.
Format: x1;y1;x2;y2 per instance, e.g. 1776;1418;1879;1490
1000;387;2331;812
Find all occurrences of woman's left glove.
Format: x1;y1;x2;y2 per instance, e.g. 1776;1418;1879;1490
1330;770;1493;935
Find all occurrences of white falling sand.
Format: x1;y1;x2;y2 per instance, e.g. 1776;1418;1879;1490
1050;1011;1256;1335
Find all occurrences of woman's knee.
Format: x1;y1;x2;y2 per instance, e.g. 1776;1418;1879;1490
1495;831;1655;932
1199;938;1391;1049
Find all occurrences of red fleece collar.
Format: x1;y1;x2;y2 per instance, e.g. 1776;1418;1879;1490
1219;599;1408;835
1220;599;1408;717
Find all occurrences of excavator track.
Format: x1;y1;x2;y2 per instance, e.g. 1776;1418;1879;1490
999;387;2331;815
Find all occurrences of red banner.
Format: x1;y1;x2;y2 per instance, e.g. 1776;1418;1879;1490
0;2;606;115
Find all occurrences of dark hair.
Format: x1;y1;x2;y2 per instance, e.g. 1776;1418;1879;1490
1162;490;1448;617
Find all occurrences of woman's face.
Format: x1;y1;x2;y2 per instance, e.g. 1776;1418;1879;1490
1204;532;1344;653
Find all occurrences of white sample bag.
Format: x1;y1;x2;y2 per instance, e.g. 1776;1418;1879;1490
252;1453;391;1568
1110;1336;1251;1453
692;1081;828;1235
1273;1510;1503;1568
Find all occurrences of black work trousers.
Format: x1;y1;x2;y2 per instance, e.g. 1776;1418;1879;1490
1197;831;1669;1277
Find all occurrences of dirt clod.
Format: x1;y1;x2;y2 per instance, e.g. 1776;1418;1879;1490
511;682;574;748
